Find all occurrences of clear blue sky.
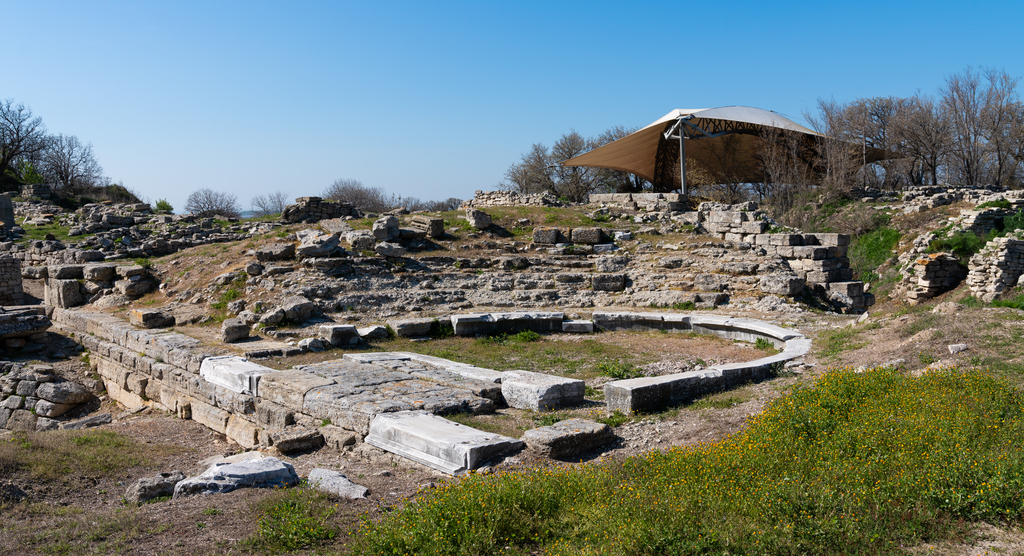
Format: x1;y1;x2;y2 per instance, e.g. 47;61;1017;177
4;0;1023;212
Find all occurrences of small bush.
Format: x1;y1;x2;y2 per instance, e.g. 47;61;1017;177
154;198;174;213
754;337;778;353
598;361;642;379
429;318;454;338
977;199;1012;210
849;226;900;282
929;230;991;260
671;301;696;311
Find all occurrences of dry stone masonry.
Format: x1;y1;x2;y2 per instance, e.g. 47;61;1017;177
967;233;1024;302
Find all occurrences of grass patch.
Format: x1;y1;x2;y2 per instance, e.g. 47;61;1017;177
848;226;899;282
754;337;779;354
598;360;643;380
817;327;867;358
16;221;80;243
476;330;542;346
351;367;1024;555
929;230;992;260
243;486;337;553
0;430;181;481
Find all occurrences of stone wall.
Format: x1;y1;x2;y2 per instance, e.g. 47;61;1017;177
0;256;24;305
462;190;565;208
907;253;965;302
967;234;1024;302
588;193;687;212
281;197;359;223
19;183;51;198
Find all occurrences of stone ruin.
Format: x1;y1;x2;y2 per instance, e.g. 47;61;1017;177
463;190;566;208
280;197;360;223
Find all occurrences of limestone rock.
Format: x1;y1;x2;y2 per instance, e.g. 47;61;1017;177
375;242;406;257
759;275;805;297
129;308;175;329
221;319;250;343
255;243;295;262
465;209;492;229
280;296;316;323
523;419;615;459
307;468;368;499
173;457;299;498
501;370;585;410
372;215;400;241
320;324;360;347
267;427;325;454
35;381;92;404
125;471;186;504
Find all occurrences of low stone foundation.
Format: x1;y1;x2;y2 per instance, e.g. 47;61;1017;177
281;197;360;223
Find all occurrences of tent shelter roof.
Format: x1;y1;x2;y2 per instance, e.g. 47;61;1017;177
562;106;874;190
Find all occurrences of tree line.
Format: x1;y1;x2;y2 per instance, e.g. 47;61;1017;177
501;66;1024;207
0;99;110;198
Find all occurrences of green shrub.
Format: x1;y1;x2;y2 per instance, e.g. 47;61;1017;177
754;337;778;353
671;301;696;311
977;199;1012;210
598;361;642;379
929;230;991;260
429;318;454;338
154;198;174;212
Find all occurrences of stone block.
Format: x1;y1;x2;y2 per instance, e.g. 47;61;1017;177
533;227;565;244
83;264;116;281
465;208;492;229
365;410;523;475
46;278;84;308
266;427;325;453
759;275;805;296
34;399;74;418
256;401;294;429
410;215;444;238
226;416;260;448
501;370;584;410
200;355;270;395
190;400;230;434
35;381;91;404
523;418;615;459
562;320;594;333
387;317;434;337
320;324;360;346
255;243;295;262
258;370;335;408
173;456;299;498
571;227;605;244
129;308;175;329
592;274;626;291
6;409;37;431
125;471;186;504
320;425;358;449
221;318;250;343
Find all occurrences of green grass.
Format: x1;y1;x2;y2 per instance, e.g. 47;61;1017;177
16;221;80;243
848;227;900;283
0;430;181;481
817;327;868;358
929;230;992;260
976;199;1012;210
243;486;337;553
598;360;643;379
351;367;1024;555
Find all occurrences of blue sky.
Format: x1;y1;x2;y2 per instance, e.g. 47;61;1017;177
4;0;1023;212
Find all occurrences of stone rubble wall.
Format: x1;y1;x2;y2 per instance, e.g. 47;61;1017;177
462;190;566;208
0;256;24;305
19;183;51;198
589;193;687;212
281;197;360;223
907;253;965;302
967;234;1024;302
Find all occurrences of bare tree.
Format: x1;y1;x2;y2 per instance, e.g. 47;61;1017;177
501;143;554;194
0;99;48;186
896;94;950;186
251;191;290;217
185;188;241;218
941;67;988;185
804;98;860;199
38;134;104;195
322;178;397;213
980;68;1021;186
551;130;599;203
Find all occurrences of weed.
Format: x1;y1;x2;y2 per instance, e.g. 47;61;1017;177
918;351;937;365
534;413;565;427
929;230;992;260
754;337;778;353
671;301;696;311
817;327;867;357
977;199;1012;210
597;411;630;427
429;318;454;338
320;418;331;427
201;507;222;516
849;227;900;281
598;361;642;379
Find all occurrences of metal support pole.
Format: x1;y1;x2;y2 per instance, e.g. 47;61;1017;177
678;124;687;196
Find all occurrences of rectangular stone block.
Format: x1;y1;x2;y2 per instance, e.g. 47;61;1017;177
199;355;271;395
365;410;523;475
387;318;434;337
501;370;584;410
319;324;360;346
258;370;335;409
532;227;565;244
571;227;605;244
191;400;230;434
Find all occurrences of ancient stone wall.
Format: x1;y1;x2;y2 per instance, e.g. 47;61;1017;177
907;253;965;302
281;197;359;223
588;193;687;212
0;256;24;305
462;190;565;208
967;234;1024;302
19;183;51;198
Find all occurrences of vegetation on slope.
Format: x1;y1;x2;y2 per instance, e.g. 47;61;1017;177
350;367;1024;555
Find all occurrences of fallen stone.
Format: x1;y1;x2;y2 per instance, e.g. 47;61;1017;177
307;468;368;499
321;425;358;449
949;343;969;355
221;318;250;343
35;381;92;404
523;418;615;459
357;325;389;340
125;471;186;504
344;230;376;251
115;279;152;297
267;427;325;454
501;370;585;410
320;324;360;347
372;215;400;241
375;242;406;257
34;399;74;418
592;274;626;292
82;264;116;281
465;208;492;229
173;457;299;498
571;227;605;244
36;417;60;431
255;243;295;262
298;337;327;352
60;412;112;430
759;275;805;296
6;409;36;431
365;410;523;475
296;230;342;258
280;296;316;322
388;318;434;337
